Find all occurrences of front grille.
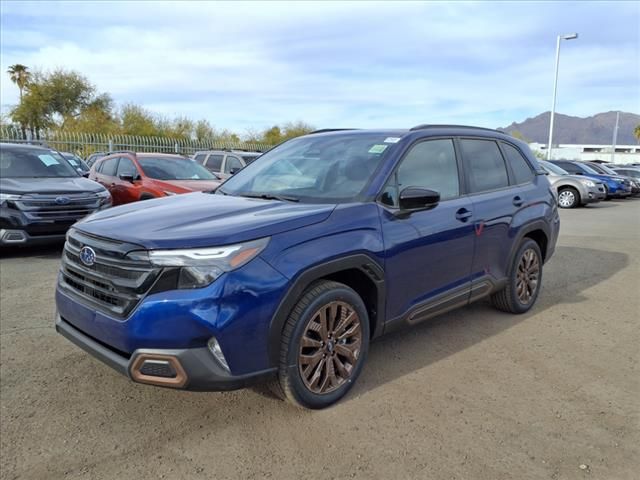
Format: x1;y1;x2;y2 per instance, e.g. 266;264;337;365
15;193;101;222
58;230;161;317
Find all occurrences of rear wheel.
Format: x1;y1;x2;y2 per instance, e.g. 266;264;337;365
492;239;543;314
557;187;579;208
272;280;369;409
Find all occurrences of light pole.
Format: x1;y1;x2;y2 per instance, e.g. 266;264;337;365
547;33;578;160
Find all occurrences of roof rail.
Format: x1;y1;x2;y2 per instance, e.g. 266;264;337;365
409;124;503;133
108;150;136;155
308;128;358;134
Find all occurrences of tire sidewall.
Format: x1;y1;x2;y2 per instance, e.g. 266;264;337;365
507;239;543;313
285;285;370;409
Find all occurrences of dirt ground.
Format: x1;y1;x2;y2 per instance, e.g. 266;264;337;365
1;199;638;480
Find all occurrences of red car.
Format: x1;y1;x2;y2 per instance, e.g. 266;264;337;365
89;152;221;205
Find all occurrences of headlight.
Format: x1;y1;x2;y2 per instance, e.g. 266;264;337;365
146;237;269;289
579;179;596;187
615;178;624;184
0;193;21;206
95;189;112;207
164;191;177;196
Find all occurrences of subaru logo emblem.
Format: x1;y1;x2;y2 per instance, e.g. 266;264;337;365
55;196;70;205
79;246;96;267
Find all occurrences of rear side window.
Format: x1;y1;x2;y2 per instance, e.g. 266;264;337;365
194;153;207;165
501;143;534;184
460;139;509;193
100;158;119;176
117;157;138;177
206;154;223;171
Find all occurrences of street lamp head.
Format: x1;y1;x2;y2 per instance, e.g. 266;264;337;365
561;33;579;40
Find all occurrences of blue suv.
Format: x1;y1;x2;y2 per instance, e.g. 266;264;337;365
55;126;559;408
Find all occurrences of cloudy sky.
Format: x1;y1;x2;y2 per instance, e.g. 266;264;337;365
1;1;638;132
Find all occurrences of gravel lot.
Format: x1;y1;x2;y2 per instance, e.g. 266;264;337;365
1;199;638;480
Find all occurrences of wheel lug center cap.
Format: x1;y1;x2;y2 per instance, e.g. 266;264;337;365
326;340;335;353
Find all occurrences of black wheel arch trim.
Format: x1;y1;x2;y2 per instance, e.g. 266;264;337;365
508;220;551;267
267;254;386;366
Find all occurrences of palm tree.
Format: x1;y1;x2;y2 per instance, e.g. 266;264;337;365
7;64;31;102
635;124;640;144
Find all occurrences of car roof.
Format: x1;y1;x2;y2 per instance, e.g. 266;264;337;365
304;125;515;141
0;142;52;152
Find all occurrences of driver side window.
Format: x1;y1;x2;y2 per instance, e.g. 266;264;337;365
381;139;459;207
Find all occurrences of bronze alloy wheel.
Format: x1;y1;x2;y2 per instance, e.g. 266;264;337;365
298;300;363;395
516;248;540;304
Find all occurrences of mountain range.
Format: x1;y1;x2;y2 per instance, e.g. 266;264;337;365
498;111;639;145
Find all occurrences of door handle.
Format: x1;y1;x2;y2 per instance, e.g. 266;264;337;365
455;208;472;222
513;196;524;207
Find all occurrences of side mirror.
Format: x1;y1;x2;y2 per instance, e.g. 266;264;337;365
398;187;440;212
119;174;136;183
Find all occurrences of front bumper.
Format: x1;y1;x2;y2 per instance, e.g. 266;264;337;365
56;315;275;391
583;184;606;203
0;228;66;246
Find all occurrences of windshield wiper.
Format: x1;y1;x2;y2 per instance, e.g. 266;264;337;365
239;192;300;202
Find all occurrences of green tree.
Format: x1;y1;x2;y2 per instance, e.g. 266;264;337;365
120;103;158;136
195;119;215;141
7;64;31;102
509;129;530;143
634;124;640;143
281;120;314;140
262;125;282;145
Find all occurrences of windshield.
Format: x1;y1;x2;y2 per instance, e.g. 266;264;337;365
62;153;89;171
595;163;617;175
540;160;568;175
219;133;397;202
580;163;599;174
138;157;217;180
0;147;79;178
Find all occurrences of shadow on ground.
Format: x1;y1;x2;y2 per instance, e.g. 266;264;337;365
0;242;64;260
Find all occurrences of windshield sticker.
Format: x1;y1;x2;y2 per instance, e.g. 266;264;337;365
384;137;401;143
369;144;388;154
38;154;60;166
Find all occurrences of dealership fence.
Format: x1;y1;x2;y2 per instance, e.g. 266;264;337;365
0;128;273;158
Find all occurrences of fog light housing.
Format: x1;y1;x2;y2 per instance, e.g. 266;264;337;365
208;337;230;372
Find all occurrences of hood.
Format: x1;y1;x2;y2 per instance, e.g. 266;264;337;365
581;173;625;184
157;179;221;192
75;192;336;249
0;176;105;195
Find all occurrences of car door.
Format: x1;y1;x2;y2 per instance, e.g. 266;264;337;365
380;138;475;324
113;156;143;204
459;138;525;290
93;156;120;200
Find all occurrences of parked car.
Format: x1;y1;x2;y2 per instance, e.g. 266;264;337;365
610;165;640;180
55;126;559;409
584;162;640;196
550;160;632;199
538;160;606;208
193;150;261;180
89;152;221;206
61;152;90;175
0;143;111;246
85;151;108;168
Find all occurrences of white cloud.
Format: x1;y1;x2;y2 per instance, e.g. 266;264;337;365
1;1;638;130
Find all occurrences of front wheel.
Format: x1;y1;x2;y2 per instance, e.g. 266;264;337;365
491;239;543;314
557;187;579;208
272;280;369;409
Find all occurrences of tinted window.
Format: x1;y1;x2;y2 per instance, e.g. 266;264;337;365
138;156;216;180
194;153;207;165
206;154;224;171
382;139;459;206
100;158;119;177
225;156;243;173
460;139;509;193
117;157;138;177
555;162;580;174
502;143;534;184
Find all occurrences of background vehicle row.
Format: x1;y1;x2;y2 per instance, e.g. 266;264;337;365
192;149;261;180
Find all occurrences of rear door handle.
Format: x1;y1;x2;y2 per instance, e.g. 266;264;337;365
455;208;472;222
513;196;524;207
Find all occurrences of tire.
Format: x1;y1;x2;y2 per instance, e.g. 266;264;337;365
557;187;579;208
271;280;370;409
491;238;543;314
